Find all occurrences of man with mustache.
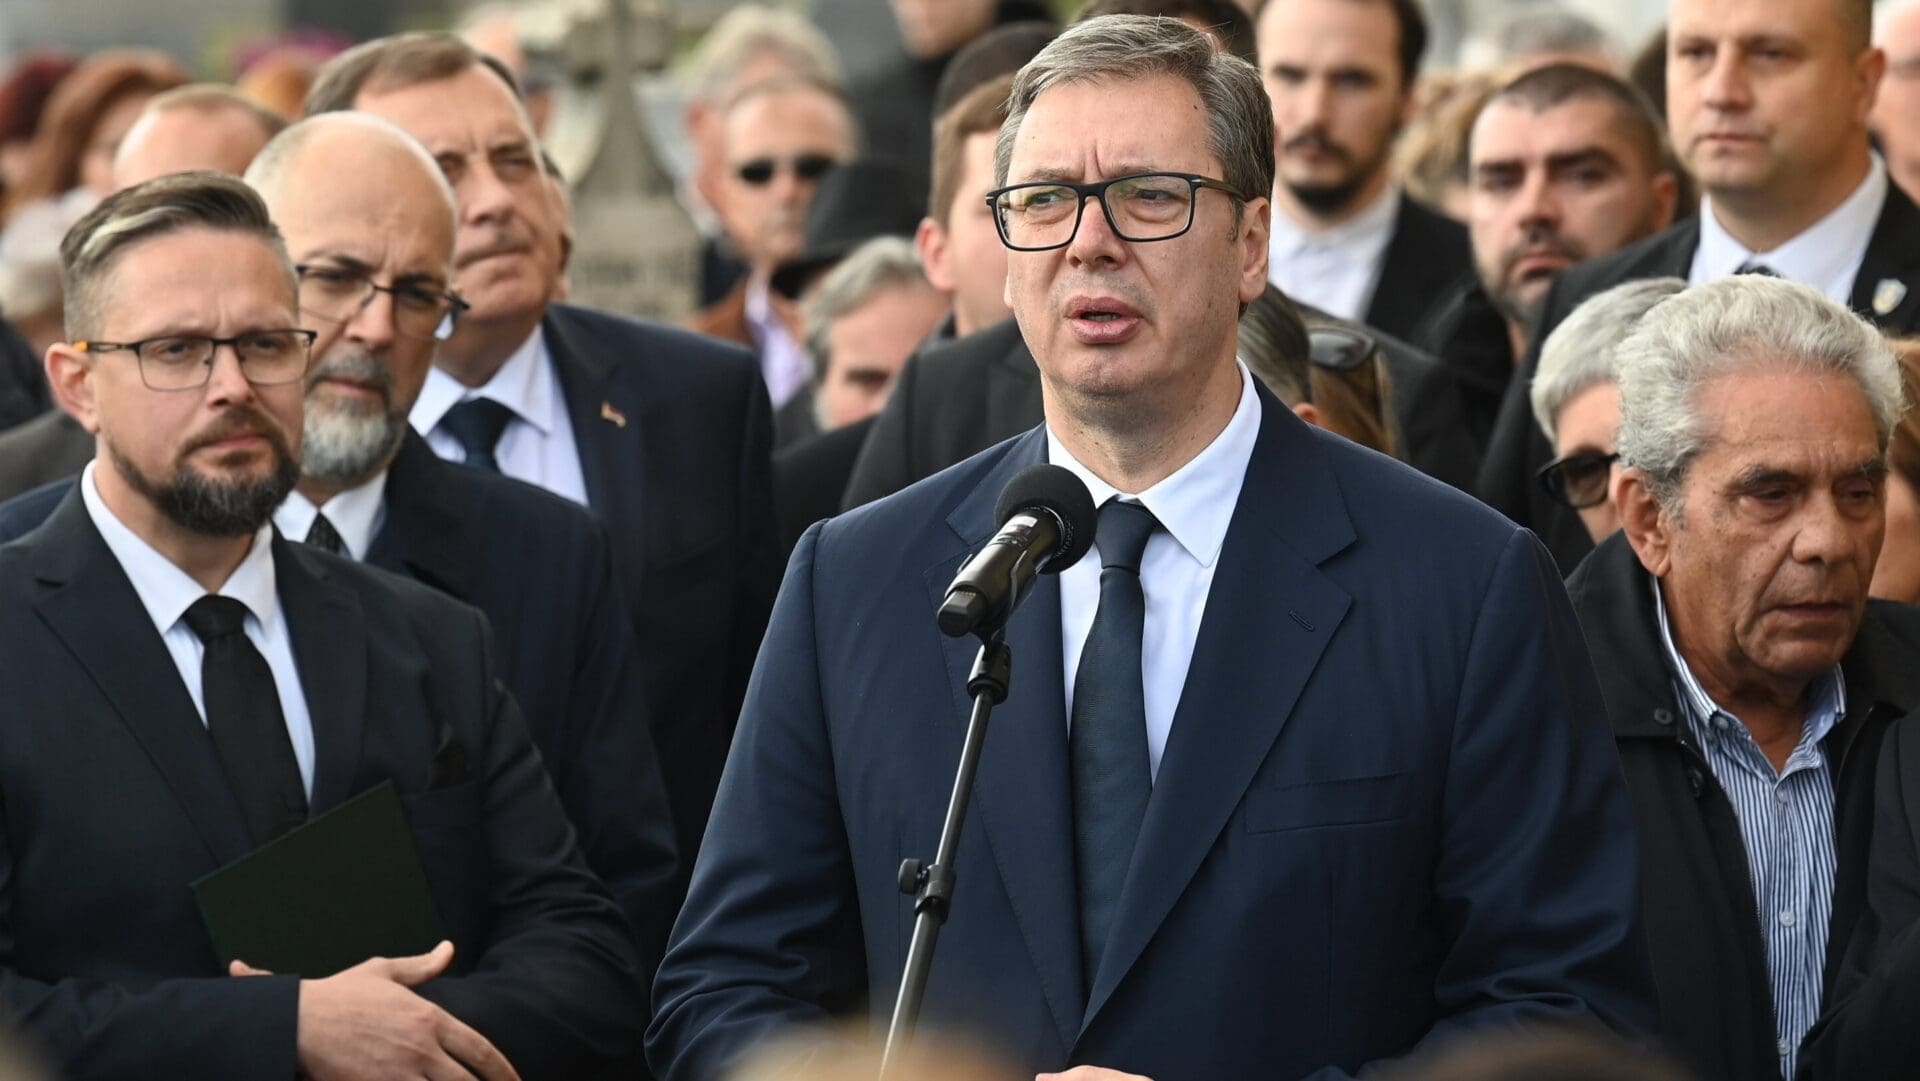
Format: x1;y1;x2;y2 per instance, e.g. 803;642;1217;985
1563;275;1920;1080
246;113;680;1016
1420;63;1677;462
0;171;643;1079
1477;0;1920;575
1253;0;1472;341
305;33;781;872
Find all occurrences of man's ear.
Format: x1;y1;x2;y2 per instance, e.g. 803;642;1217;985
1289;401;1324;429
916;216;956;294
44;344;102;434
1238;195;1270;305
1615;467;1674;577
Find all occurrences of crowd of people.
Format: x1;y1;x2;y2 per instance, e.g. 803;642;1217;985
6;0;1920;1078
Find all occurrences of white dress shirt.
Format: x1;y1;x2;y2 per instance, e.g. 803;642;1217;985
411;325;591;507
1266;186;1400;323
1691;154;1890;304
744;277;811;408
81;463;316;794
1050;363;1261;781
273;471;389;561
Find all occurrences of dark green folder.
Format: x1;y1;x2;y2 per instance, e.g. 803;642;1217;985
192;780;447;977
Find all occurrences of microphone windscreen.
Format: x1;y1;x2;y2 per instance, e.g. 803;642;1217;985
995;464;1098;573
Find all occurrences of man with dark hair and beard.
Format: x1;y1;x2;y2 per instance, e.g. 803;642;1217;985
249;113;680;1017
0;171;645;1078
1253;0;1472;341
1420;63;1678;464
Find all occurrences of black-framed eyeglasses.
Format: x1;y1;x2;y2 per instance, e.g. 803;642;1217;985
1538;450;1621;509
75;329;317;392
984;171;1248;252
296;264;470;342
733;153;838;186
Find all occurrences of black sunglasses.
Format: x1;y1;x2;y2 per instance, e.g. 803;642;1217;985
733;154;838;186
1537;450;1621;509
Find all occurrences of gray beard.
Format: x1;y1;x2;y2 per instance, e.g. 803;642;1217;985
300;350;405;487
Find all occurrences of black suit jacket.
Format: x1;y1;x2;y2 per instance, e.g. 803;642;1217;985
1478;182;1920;572
772;415;872;555
541;303;781;865
0;490;643;1080
1363;195;1475;342
368;431;678;981
0;409;91;501
0;317;46;434
841;313;1483;510
1566;535;1920;1081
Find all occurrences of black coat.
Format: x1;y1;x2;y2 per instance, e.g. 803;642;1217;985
0;489;645;1080
1478;182;1920;574
1363;195;1475;343
0;409;91;502
0;316;46;434
772;415;872;555
1566;534;1920;1081
841;313;1485;510
541;303;781;867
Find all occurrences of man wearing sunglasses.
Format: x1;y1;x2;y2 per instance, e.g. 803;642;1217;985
1530;278;1686;548
0;171;643;1079
652;17;1651;1081
689;76;857;408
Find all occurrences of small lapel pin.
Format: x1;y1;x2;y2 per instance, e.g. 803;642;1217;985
1875;278;1908;317
600;401;628;428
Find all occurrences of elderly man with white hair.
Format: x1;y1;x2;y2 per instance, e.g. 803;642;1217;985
1563;274;1920;1081
1529;277;1684;546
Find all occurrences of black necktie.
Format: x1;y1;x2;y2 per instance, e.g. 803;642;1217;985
1736;260;1780;277
182;596;308;845
439;398;515;473
303;512;345;556
1070;498;1159;990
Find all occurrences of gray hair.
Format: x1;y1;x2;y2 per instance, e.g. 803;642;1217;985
1615;275;1907;506
803;236;933;384
995;15;1275;230
1492;9;1614;65
682;4;844;106
60;171;293;340
1531;277;1685;441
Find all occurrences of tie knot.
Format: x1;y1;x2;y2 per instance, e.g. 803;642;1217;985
183;595;251;642
440;398;516;459
1096;499;1160;573
1736;261;1779;277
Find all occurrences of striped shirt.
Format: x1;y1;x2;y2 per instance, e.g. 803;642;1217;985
1654;583;1845;1080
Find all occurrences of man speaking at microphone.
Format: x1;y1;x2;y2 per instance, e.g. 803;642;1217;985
648;16;1654;1081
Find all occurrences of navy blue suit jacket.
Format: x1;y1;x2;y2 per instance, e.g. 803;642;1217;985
648;383;1656;1080
0;490;643;1080
543;303;781;864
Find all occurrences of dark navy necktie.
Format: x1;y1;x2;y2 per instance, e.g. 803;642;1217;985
1736;260;1780;277
439;398;515;472
303;512;345;556
1070;498;1160;990
182;596;308;845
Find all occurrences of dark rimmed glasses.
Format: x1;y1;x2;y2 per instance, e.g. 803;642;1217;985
985;171;1248;252
733;153;838;186
74;329;317;392
296;264;470;343
1538;450;1621;509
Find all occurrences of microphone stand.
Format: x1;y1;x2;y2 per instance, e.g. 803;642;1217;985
879;631;1012;1078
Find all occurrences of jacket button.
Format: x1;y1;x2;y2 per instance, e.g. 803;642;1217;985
1653;708;1675;726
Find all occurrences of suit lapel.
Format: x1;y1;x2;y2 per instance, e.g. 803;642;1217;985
27;492;254;864
1849;183;1920;329
367;432;483;603
276;541;370;814
1081;397;1356;1033
920;426;1085;1047
986;323;1044;447
544;305;638;517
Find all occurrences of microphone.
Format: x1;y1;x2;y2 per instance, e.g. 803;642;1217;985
938;464;1098;638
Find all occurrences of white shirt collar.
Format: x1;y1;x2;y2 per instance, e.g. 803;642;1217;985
1693;154;1889;302
80;460;280;637
273;470;390;561
1045;361;1261;569
1268;185;1400;258
410;325;556;439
